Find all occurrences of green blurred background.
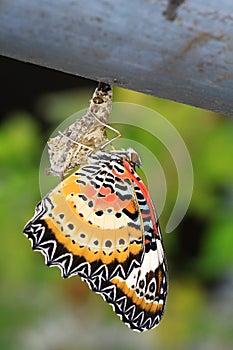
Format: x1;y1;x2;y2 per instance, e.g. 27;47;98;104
0;56;233;350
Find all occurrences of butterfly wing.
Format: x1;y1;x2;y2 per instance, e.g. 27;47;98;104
86;255;167;332
84;159;168;332
24;156;145;282
24;151;167;332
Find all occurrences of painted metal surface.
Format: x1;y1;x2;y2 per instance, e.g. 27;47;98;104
0;0;232;115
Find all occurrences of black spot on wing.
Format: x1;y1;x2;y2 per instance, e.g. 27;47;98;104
122;207;139;221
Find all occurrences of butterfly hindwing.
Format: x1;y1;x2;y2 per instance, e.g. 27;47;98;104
84;157;168;332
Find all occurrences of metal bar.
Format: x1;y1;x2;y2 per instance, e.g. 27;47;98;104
1;0;233;115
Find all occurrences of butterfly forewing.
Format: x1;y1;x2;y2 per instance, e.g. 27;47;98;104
24;151;145;281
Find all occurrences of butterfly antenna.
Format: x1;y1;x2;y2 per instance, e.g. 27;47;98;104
90;111;122;150
57;131;92;150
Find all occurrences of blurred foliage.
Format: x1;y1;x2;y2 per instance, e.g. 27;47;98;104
0;85;232;350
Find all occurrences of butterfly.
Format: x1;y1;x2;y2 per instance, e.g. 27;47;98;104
47;82;119;179
24;148;168;332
